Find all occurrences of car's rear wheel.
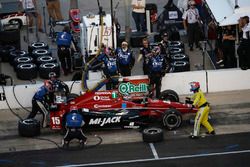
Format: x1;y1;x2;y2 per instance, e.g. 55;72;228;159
142;127;164;143
67;93;79;103
159;89;179;102
162;109;182;130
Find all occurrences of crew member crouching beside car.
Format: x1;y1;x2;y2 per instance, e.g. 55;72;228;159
62;106;87;148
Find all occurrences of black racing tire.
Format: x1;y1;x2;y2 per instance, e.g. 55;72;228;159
142;127;164;143
168;41;184;49
36;55;57;66
162;109;182;130
159;89;179;102
67;93;79;103
169;47;184;55
0;45;16;62
171;61;190;72
10;50;29;65
32;49;52;59
39;63;60;79
18;118;41;137
170;54;189;62
16;63;37;80
28;42;49;54
14;56;33;71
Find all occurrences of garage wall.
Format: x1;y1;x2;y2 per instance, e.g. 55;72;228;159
0;68;250;110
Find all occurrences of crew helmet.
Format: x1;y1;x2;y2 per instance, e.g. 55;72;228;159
189;81;200;92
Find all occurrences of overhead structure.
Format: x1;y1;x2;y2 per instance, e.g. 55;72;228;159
205;0;250;26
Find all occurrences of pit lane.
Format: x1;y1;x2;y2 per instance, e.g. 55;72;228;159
0;132;250;167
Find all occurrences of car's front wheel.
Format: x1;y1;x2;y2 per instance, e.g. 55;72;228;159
159;89;179;102
162;109;182;130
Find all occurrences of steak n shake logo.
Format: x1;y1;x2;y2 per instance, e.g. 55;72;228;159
118;82;148;95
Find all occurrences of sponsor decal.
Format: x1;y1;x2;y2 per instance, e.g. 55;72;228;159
89;116;121;126
93;96;111;101
118;82;148;95
95;92;112;95
94;104;112;108
124;122;140;129
122;103;127;108
111;91;118;98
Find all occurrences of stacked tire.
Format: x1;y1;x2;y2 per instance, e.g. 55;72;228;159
29;42;60;79
168;41;190;73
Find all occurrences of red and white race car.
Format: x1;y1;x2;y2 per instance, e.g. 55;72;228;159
18;75;198;137
1;13;27;28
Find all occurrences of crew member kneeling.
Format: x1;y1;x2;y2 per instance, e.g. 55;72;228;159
189;81;215;139
63;106;87;148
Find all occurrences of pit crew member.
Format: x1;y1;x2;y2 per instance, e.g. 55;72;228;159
26;80;53;127
189;81;215;139
62;106;87;148
148;46;166;99
116;41;135;76
97;47;119;90
137;38;152;75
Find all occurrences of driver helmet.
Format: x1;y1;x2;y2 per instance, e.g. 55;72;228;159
152;46;161;56
70;105;78;113
48;72;57;80
44;80;53;92
189;81;200;92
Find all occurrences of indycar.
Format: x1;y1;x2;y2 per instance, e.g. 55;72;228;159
18;75;198;137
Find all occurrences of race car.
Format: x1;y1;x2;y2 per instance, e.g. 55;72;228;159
1;13;27;29
18;76;197;137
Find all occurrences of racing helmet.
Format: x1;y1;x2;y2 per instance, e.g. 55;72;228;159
48;72;57;80
189;81;200;92
152;46;161;56
70;105;78;113
44;80;53;92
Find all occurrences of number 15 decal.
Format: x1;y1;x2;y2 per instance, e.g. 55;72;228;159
51;117;60;125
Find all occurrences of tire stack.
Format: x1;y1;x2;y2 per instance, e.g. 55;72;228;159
29;42;60;79
168;41;190;73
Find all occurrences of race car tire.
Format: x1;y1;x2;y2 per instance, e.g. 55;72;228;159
168;41;184;49
16;63;37;80
28;42;49;54
67;93;79;102
10;50;29;65
0;45;16;62
32;49;52;59
14;56;33;71
36;55;57;66
18;118;41;137
159;89;179;102
169;47;184;55
142;127;164;143
162;109;182;130
171;61;190;72
170;54;189;63
39;63;60;79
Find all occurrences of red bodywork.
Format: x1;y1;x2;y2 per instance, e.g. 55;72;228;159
50;89;197;130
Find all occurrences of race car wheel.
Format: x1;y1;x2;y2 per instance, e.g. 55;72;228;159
9;50;28;65
18;118;40;137
163;109;182;130
39;63;60;79
169;47;184;55
16;63;37;80
170;54;189;62
14;56;33;71
67;93;79;103
168;41;184;49
28;42;49;54
159;89;179;102
36;55;57;66
142;127;164;143
171;61;190;72
32;49;52;59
